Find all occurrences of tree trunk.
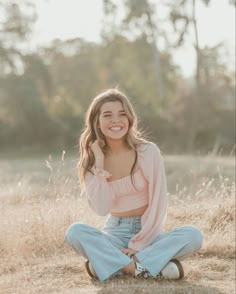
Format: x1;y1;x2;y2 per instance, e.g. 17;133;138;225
186;0;200;151
146;9;165;104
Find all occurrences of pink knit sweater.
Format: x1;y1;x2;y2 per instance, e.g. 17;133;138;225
84;142;168;251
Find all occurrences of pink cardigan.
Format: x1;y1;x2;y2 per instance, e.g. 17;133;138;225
84;142;168;251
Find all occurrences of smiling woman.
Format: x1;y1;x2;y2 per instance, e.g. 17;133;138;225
64;88;203;282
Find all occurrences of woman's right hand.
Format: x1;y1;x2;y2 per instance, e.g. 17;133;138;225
91;140;105;160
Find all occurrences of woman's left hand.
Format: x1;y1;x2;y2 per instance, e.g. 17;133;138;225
121;248;138;257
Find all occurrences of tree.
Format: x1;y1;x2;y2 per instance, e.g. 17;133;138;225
0;0;36;74
165;0;218;150
41;38;102;117
168;43;235;152
102;0;167;104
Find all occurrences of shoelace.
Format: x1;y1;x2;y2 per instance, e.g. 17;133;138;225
156;272;164;280
135;262;152;279
135;261;166;280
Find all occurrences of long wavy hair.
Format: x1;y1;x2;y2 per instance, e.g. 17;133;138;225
78;88;147;189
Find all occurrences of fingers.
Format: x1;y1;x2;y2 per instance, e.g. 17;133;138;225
92;139;103;146
91;140;105;158
91;140;104;151
97;139;105;148
121;248;136;257
121;248;127;254
91;140;99;149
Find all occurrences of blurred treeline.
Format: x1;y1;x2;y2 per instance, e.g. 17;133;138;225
0;0;235;154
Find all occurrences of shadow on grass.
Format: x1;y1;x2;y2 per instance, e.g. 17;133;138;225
91;277;225;294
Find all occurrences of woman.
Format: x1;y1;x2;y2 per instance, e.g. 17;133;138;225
65;89;203;282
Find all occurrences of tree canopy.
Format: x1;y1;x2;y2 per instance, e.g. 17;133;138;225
0;0;234;154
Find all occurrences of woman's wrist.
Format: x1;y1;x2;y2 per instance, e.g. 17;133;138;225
92;166;112;179
95;155;104;161
95;157;104;169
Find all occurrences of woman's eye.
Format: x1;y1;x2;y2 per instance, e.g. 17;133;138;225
103;115;111;118
120;113;126;116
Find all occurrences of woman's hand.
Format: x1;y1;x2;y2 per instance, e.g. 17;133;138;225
91;140;104;158
91;140;105;168
121;248;138;257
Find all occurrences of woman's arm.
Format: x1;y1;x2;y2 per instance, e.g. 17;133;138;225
84;169;114;216
83;140;114;216
128;143;168;251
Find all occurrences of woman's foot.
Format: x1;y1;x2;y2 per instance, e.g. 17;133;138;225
134;259;184;280
85;259;184;280
158;259;184;280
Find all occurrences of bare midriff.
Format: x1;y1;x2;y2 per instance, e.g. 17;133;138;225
111;204;148;217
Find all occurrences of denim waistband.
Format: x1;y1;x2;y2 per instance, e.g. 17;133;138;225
107;215;141;224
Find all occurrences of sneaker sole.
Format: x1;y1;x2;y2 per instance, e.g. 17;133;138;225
171;259;184;280
85;260;97;279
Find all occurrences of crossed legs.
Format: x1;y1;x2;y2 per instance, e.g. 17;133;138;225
65;223;203;281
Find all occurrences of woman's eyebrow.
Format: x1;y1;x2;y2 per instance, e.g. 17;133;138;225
102;111;112;114
102;110;125;114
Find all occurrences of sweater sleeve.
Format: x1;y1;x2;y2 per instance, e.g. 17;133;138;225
128;143;168;251
84;168;115;216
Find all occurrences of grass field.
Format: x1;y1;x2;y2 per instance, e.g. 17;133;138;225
0;152;235;294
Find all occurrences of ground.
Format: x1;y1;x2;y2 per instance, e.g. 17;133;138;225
0;153;235;293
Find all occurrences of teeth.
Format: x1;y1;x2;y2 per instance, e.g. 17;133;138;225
110;127;122;131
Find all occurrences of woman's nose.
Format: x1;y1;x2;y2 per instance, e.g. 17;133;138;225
111;116;120;122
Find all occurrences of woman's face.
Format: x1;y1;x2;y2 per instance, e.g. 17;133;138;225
98;101;129;142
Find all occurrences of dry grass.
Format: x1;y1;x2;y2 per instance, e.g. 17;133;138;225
0;153;235;293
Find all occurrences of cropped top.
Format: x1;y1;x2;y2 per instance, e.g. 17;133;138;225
109;166;149;213
83;142;168;251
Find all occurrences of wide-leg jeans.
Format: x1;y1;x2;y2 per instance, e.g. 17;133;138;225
65;215;203;282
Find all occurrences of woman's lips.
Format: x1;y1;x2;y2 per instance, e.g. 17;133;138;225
109;127;123;131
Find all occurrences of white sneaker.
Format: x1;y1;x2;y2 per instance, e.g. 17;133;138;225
159;259;184;280
135;259;184;280
85;259;184;280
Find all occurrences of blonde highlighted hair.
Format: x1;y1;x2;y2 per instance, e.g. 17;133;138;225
78;88;147;189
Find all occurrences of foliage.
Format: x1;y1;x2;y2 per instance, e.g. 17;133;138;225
0;0;36;74
0;0;234;154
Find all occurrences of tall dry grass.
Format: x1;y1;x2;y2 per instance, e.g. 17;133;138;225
0;155;235;261
0;153;235;293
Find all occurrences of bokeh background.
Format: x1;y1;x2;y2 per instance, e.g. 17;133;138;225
0;2;235;293
0;0;235;155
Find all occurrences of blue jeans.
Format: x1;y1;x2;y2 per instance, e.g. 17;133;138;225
65;215;203;282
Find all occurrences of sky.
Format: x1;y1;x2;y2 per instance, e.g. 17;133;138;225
32;0;235;77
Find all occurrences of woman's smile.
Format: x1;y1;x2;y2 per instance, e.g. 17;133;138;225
109;126;123;131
